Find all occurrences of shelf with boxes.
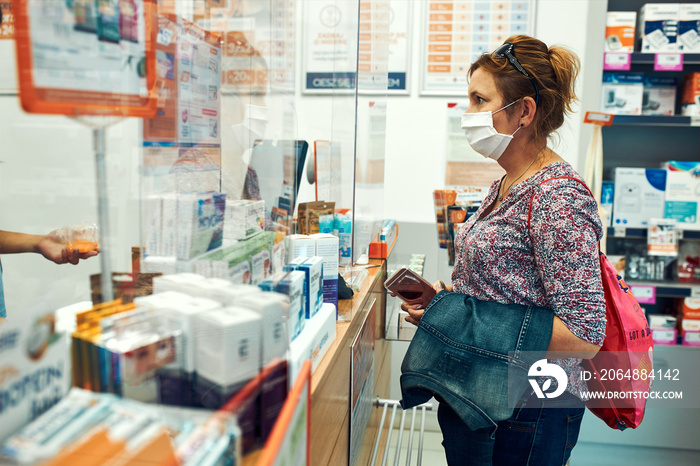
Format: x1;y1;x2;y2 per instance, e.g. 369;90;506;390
603;3;700;118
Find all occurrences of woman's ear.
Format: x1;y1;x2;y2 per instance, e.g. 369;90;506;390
519;96;537;127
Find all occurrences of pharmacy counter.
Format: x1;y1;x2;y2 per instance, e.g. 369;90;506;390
309;259;390;466
243;259;390;465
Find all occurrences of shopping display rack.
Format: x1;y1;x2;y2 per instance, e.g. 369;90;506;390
370;399;434;466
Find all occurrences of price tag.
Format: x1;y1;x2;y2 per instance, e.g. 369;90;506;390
691;116;700;127
691;287;700;299
614;227;626;237
630;285;656;304
604;52;631;71
654;53;683;71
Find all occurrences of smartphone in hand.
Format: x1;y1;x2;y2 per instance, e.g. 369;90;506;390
384;267;437;309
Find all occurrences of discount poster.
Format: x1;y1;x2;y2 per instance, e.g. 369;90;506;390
420;0;535;95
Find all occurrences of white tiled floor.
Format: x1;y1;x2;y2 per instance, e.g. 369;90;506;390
382;430;700;466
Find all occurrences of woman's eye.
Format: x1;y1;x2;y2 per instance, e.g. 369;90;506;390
476;96;485;104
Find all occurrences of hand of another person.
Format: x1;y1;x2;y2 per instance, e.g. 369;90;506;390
36;230;100;265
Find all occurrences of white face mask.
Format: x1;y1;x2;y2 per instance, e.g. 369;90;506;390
460;100;521;161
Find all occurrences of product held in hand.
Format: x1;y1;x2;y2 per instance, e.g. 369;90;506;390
68;240;99;253
384;267;436;309
67;223;99;252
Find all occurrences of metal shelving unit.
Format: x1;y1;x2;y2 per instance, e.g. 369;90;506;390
625;279;700;299
608;115;699;126
370;399;434;466
628;53;700;66
607;227;700;240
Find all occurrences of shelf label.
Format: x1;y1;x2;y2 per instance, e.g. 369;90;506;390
691;116;700;127
691;287;700;299
654;53;683;71
630;285;656;304
583;111;615;126
604;52;631;71
613;227;626;237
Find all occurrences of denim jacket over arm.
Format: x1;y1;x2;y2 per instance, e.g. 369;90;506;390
400;291;554;433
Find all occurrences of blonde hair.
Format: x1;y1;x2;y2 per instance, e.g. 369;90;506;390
468;35;580;141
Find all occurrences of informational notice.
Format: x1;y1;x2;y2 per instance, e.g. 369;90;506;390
14;0;156;116
349;299;376;466
421;0;535;95
303;0;359;93
143;14;221;194
357;0;390;93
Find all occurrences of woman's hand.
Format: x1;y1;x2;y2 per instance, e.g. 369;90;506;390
401;301;424;326
401;280;452;326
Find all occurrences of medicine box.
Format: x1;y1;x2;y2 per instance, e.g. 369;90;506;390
223;200;264;241
195;306;262;387
681;318;700;347
642;76;677;116
311;234;339;316
663;161;700;230
237;292;288;365
153;273;205;294
679;3;700;52
601;73;644;115
680;297;700;320
649;315;677;345
299;257;324;319
177;193;226;260
284;235;316;262
276;270;305;341
637;3;680;52
288;303;336;389
612;168;666;228
681;73;700;116
601;181;614;227
606;11;637;52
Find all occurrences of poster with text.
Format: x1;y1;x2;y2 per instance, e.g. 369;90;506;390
420;0;535;95
387;0;410;93
302;0;358;93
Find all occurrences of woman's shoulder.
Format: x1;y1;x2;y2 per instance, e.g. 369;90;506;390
530;161;591;197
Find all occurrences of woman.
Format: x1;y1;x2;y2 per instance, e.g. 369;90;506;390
402;35;605;465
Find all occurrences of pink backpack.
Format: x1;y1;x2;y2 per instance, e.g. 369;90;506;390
529;176;654;430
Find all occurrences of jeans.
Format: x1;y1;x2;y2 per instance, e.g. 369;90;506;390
437;390;585;466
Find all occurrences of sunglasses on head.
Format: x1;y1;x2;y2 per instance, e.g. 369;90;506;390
493;42;539;105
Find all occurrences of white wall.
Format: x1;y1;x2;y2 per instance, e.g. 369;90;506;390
377;0;607;224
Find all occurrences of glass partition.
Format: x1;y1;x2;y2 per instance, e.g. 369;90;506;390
353;0;389;260
0;0;387;446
